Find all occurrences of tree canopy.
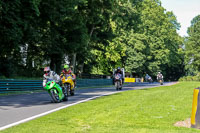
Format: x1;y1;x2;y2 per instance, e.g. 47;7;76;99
0;0;187;81
185;15;200;75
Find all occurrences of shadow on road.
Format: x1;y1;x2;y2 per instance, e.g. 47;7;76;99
0;82;176;108
0;92;52;108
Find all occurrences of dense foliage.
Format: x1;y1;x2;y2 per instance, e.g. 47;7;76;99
184;15;200;76
0;0;186;80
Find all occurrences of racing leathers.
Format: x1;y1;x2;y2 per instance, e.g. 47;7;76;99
43;71;61;87
114;70;124;85
60;69;76;87
157;73;163;81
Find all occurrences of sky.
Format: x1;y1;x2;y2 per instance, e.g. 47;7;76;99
160;0;200;37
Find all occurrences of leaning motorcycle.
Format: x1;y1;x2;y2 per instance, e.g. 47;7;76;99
61;74;75;96
147;77;153;83
44;79;68;103
114;73;122;90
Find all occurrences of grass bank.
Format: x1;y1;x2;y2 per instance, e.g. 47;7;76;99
1;82;200;133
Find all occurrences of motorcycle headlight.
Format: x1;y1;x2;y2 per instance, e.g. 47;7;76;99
50;82;54;88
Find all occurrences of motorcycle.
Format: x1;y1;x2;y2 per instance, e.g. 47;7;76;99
158;79;163;85
44;79;68;103
61;74;75;96
147;76;153;83
114;73;122;90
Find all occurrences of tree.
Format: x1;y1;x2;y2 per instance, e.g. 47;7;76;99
185;15;200;75
0;0;41;77
124;0;184;80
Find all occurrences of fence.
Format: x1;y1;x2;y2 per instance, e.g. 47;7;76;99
77;73;108;79
77;79;112;87
0;79;113;94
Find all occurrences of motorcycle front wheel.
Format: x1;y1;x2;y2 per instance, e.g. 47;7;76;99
62;85;68;101
115;81;120;90
64;83;74;96
70;88;75;96
49;89;61;103
159;80;163;85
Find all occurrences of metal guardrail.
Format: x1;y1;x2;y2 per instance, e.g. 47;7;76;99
77;79;113;87
0;80;43;93
0;79;113;94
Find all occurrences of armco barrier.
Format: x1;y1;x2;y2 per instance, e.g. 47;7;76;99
76;79;113;87
191;87;200;128
0;80;43;93
0;79;113;94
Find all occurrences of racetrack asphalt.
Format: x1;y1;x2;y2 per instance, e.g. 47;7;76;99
0;82;177;130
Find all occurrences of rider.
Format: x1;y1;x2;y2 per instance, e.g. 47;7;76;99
157;72;163;81
145;73;152;82
61;64;72;74
43;66;61;87
60;64;76;87
114;67;124;85
145;73;150;82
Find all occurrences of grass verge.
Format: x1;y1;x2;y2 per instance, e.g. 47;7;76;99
1;82;200;133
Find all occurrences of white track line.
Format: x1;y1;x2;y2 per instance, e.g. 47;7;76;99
0;91;118;131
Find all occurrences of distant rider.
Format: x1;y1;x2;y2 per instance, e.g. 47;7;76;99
114;67;124;85
145;73;152;83
157;72;163;81
61;64;72;75
145;74;150;82
43;66;61;87
60;64;76;87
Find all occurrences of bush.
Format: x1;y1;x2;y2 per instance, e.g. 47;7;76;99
0;75;6;79
178;73;200;81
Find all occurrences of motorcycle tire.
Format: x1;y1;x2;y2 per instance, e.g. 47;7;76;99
50;89;61;103
119;86;122;90
64;83;70;96
115;81;120;91
62;86;68;101
159;80;163;85
70;89;74;96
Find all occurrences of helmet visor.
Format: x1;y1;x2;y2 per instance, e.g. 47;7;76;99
44;71;50;74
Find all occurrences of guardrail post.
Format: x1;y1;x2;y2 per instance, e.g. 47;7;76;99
191;87;200;128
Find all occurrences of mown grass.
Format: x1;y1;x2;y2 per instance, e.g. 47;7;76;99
1;82;200;133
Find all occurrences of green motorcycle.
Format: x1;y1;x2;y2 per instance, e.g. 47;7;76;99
44;80;68;103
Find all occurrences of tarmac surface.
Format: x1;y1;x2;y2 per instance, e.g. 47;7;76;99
0;82;177;130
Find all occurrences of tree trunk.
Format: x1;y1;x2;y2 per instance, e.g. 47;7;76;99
72;53;76;73
50;54;62;74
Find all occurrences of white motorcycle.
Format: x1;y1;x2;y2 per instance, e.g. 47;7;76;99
114;73;122;90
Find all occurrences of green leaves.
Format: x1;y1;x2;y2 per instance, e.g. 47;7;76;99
185;15;200;74
0;0;185;80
